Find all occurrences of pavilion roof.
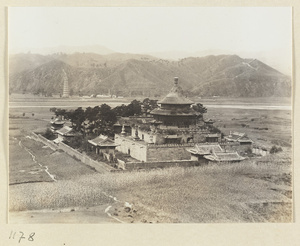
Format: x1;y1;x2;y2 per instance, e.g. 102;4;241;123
225;131;252;143
157;77;194;105
150;108;198;116
186;144;223;155
88;135;117;147
56;126;74;136
204;152;245;162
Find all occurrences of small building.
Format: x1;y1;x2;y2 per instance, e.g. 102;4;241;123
205;133;221;143
204;119;215;125
88;135;118;155
204;152;245;162
186;144;223;161
186;143;245;163
225;131;253;145
50;117;65;132
56;126;77;141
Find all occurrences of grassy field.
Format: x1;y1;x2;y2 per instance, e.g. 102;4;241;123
208;108;292;149
9;151;292;223
8;95;293;223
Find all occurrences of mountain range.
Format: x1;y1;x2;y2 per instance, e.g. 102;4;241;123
9;52;291;98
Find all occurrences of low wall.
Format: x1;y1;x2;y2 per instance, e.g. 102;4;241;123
58;142;115;173
147;143;195;148
220;142;252;153
123;160;201;170
147;146;191;161
31;132;58;151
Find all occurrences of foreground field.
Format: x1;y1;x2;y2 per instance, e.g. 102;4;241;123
10;151;292;223
8;95;293;223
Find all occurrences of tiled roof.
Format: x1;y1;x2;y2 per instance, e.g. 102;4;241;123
225;132;252;143
206;134;219;138
204;119;215;123
204;152;245;162
157;78;194;105
50;118;65;125
150;108;197;116
56;126;74;136
158;94;194;105
164;135;180;139
186;144;223;155
88;135;117;147
53;138;63;144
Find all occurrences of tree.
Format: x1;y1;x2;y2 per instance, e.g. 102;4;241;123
43;128;55;140
142;98;158;113
68;135;83;149
68;107;85;132
192;103;207;114
270;145;283;154
98;104;117;124
113;104;128;117
93;104;117;137
50;107;57;113
55;108;67;118
124;100;142;116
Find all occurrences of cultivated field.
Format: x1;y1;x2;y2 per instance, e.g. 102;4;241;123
8;95;293;223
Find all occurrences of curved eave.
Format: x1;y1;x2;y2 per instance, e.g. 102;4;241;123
158;98;194;105
150;108;199;116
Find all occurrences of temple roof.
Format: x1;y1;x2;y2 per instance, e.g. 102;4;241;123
88;135;118;147
56;126;74;136
158;77;194;105
224;131;253;143
204;152;245;162
150;108;198;116
186;144;223;155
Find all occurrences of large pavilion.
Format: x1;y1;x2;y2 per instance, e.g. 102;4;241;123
150;77;201;128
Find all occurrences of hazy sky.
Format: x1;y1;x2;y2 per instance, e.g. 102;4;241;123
8;7;292;73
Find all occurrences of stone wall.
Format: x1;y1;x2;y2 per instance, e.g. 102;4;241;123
58;142;114;173
31;132;58;151
124;160;201;170
147;145;191;161
115;134;148;162
221;142;252;153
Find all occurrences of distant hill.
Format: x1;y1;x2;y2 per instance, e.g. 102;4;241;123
10;44;115;56
9;53;291;98
9;53;54;74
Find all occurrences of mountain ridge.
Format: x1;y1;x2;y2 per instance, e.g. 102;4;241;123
9;53;291;98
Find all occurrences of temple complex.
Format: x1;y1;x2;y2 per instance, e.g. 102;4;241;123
114;77;222;163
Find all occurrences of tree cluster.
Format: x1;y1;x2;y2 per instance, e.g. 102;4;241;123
192;103;207;114
52;98;159;137
270;145;283;154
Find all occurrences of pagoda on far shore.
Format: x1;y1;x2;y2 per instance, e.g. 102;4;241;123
62;69;69;98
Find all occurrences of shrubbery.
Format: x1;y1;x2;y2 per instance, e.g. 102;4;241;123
43;128;55;140
270;145;283;154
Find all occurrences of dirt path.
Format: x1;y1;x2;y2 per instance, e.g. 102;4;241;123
9;205;118;223
18;139;57;182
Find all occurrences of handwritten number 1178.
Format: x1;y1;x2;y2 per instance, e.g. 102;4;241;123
9;231;35;243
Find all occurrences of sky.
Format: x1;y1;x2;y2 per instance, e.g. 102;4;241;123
8;7;292;74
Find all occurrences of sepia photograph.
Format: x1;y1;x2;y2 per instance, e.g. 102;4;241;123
8;7;293;224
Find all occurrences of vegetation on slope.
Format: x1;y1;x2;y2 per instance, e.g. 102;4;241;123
9;53;291;97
